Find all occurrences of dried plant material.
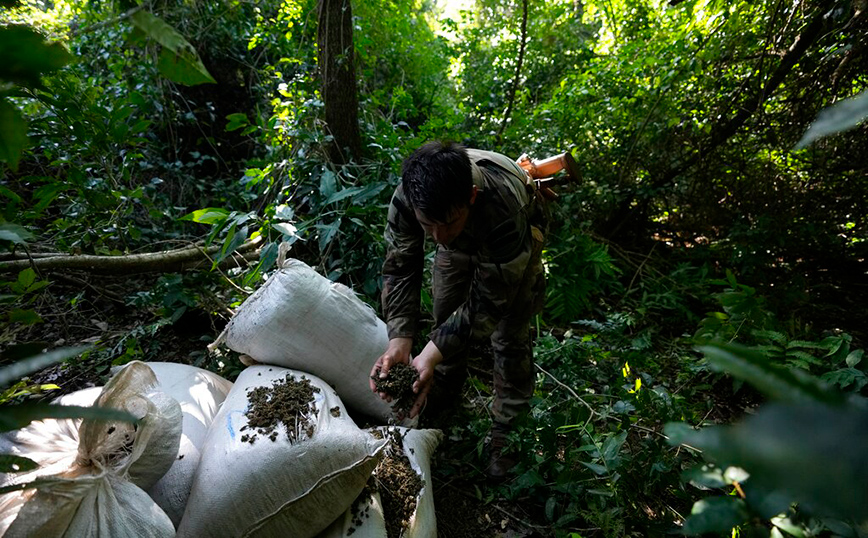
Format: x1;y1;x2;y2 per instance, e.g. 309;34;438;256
375;428;423;538
371;363;419;415
345;482;377;536
240;374;320;445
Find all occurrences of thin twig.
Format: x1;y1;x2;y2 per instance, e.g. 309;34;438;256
70;5;144;37
195;246;253;295
630;423;668;439
52;274;126;305
622;241;658;303
535;363;596;417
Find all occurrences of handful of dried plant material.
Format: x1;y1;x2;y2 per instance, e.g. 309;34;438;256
240;374;320;445
371;362;419;415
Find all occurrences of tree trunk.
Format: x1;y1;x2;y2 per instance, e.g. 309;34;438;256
317;0;362;164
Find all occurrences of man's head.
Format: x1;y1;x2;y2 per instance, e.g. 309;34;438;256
402;141;478;245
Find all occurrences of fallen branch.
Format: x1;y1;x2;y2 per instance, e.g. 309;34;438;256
0;238;262;275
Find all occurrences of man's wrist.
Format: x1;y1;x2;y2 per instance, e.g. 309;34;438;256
419;340;444;367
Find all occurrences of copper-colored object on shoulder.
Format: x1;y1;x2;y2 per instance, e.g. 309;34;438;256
516;150;580;201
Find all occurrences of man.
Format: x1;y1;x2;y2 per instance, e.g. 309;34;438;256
369;141;548;479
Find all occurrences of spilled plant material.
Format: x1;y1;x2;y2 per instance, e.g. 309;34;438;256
240;374;320;445
371;363;419;415
374;428;423;538
346;482;376;536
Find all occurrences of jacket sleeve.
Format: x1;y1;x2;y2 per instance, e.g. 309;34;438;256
429;213;534;361
381;185;425;341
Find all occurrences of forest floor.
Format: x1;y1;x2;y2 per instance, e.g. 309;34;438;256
8;272;561;537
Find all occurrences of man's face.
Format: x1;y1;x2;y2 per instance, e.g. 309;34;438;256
414;185;478;246
415;205;471;246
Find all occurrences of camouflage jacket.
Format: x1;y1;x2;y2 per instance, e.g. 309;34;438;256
381;149;546;362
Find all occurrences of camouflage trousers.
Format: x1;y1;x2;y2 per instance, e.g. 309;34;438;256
431;227;546;427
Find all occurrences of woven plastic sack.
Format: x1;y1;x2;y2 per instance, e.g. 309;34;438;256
112;361;233;527
317;427;443;538
0;362;182;537
210;253;392;421
176;365;388;538
0;387;101;535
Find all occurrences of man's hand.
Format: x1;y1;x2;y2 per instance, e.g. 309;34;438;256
370;337;413;401
408;341;444;418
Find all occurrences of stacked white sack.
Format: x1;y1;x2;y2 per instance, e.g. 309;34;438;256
177;365;388;538
113;361;233;527
0;362;181;537
210;255;393;421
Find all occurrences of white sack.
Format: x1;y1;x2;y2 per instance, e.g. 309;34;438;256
112;361;233;527
317;427;443;538
176;365;388;538
0;362;181;537
0;387;102;534
210;256;393;421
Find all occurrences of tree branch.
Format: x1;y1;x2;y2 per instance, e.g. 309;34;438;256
0;239;261;274
656;3;832;190
496;0;528;144
604;4;834;238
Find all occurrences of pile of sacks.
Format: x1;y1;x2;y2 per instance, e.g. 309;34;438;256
0;257;442;538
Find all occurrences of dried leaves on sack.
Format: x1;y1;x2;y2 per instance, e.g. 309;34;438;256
240;374;320;444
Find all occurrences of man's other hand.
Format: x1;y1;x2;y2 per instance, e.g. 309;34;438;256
409;341;444;418
370;337;413;401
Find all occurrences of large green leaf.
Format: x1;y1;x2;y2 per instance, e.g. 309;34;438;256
0;476;61;495
683;496;749;535
0;454;38;473
795;90;868;149
0;25;73;87
181;207;230;224
0;346;90;388
0;99;29;171
666;403;868;521
8;309;43;325
0;402;139;433
323;186;368;205
697;343;843;405
129;11;216;86
0;222;34;245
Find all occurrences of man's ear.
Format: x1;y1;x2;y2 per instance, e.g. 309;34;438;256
469;185;478;206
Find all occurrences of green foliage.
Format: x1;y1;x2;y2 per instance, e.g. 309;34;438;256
0;0;865;535
1;268;50;347
435;323;703;536
666;344;868;536
695;270;773;342
128;10;216;86
545;233;621;324
0;24;73;169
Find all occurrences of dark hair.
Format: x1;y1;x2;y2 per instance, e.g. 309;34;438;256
401;141;473;222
